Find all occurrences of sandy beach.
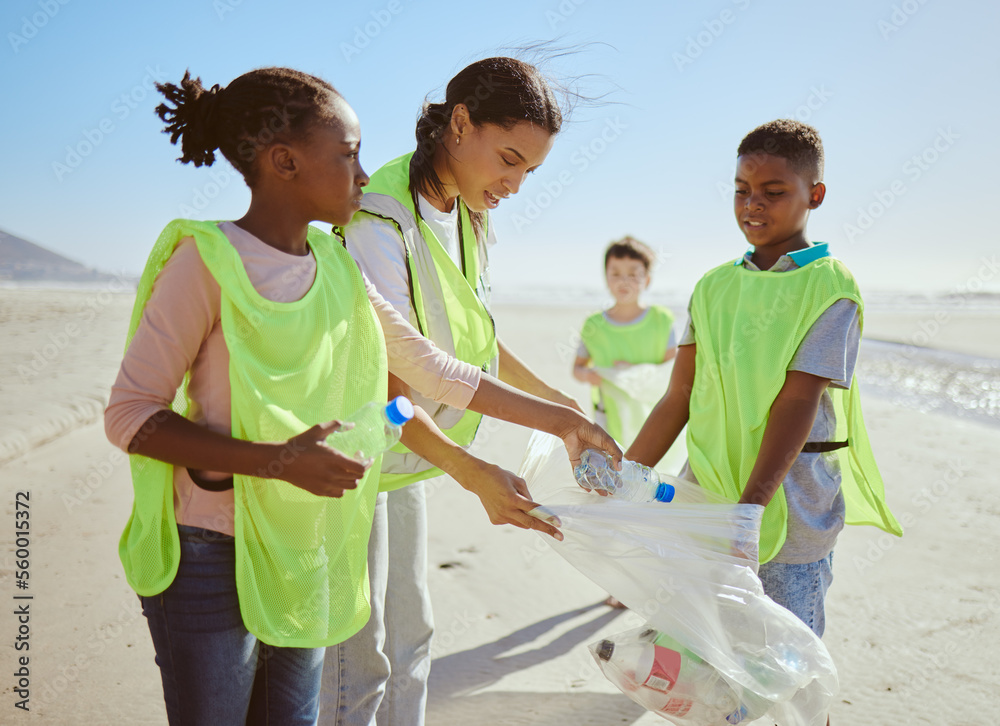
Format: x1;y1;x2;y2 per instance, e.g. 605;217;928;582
1;288;998;725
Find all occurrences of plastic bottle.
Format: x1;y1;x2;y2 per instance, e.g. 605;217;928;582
593;629;767;723
573;449;677;503
326;396;415;460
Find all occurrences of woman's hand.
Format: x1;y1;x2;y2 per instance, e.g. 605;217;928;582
277;421;371;498
549;389;587;415
556;411;622;470
459;459;563;540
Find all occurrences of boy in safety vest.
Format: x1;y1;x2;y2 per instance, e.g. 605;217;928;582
627;120;901;642
573;237;678;447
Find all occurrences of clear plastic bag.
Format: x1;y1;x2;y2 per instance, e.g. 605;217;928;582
519;432;838;726
593;362;687;473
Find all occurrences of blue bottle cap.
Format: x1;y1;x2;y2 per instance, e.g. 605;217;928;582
654;482;676;503
385;396;414;425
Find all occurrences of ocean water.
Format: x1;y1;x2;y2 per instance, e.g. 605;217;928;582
491;288;1000;430
858;340;1000;428
2;288;999;467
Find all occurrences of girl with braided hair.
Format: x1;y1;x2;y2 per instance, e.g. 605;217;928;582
105;66;618;725
322;56;583;726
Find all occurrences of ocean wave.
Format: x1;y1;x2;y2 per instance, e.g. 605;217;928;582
859;340;1000;428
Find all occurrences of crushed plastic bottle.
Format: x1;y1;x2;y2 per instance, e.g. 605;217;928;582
573;449;676;503
592;627;771;724
326;396;414;460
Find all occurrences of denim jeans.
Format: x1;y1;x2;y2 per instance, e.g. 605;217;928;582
758;551;834;637
319;482;434;726
140;525;326;726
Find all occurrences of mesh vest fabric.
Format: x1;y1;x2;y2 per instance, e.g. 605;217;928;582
118;219;388;647
580;305;675;442
687;256;901;563
348;152;499;491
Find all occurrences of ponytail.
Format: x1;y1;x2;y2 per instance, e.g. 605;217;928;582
155;67;341;186
409;101;452;213
156;71;225;168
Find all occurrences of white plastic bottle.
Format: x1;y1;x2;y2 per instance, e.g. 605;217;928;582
573;449;677;503
326;396;415;460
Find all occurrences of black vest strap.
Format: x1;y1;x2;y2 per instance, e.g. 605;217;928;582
801;440;849;453
187;468;235;491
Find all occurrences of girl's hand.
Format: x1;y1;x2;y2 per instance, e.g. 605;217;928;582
278;421;371;497
461;460;563;541
585;369;603;387
556;412;622;470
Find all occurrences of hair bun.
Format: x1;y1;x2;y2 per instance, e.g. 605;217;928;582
155;70;227;167
192;83;224;150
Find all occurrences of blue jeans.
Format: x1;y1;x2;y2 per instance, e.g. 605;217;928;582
140;525;326;726
319;482;434;726
758;551;834;637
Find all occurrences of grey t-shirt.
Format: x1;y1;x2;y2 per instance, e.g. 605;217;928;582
678;250;861;564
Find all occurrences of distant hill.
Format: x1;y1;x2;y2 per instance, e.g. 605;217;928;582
0;228;122;283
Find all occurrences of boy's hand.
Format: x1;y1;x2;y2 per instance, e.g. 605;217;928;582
585;369;603;386
278;421;371;498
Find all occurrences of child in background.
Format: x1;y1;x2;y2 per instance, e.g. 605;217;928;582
627;120;901;669
573;237;678;447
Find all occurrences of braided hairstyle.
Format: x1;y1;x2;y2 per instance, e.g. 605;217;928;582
410;57;563;240
155;67;341;186
738;119;825;184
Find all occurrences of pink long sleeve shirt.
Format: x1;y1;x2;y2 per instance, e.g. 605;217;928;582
105;221;480;536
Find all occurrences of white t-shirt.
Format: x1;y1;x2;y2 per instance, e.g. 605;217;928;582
345;192;497;324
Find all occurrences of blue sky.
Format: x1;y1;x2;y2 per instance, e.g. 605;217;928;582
3;0;997;300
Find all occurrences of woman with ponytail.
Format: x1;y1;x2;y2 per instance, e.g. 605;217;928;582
323;57;584;726
105;67;617;725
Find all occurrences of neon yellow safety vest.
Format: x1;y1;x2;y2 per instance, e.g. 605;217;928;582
580;305;675;442
346;152;500;491
118;219;387;647
687;253;902;563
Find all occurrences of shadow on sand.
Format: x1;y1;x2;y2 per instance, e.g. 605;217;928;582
428;601;650;725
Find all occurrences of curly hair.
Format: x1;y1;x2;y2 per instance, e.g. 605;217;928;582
737;119;824;182
155;67;341;186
